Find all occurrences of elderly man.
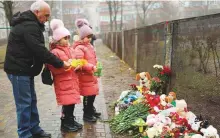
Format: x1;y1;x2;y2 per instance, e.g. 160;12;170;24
4;1;70;138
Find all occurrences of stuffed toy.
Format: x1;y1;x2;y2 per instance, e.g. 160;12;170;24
184;134;203;138
124;95;137;104
200;125;219;138
159;107;177;117
186;111;197;126
198;120;209;132
160;94;167;107
191;120;202;132
165;92;177;103
191;115;209;132
146;127;160;138
176;99;188;117
146;114;171;128
136;72;151;91
146;114;157;127
117;90;130;101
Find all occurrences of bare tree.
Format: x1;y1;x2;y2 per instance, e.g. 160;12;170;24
113;1;119;31
46;1;54;36
0;1;13;24
159;1;179;21
106;1;113;31
0;1;32;25
120;0;123;30
135;1;154;26
47;1;54;11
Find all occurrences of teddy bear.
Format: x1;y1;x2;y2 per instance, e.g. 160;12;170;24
146;127;160;138
165;92;177;103
191;115;209;132
185;111;197;126
176;99;188;117
136;72;151;91
200;125;219;138
160;94;167;106
184;134;203;138
146;114;171;127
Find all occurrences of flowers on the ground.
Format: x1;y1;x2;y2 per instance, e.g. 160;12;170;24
111;64;219;138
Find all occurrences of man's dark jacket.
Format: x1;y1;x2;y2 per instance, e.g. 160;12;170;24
4;10;63;76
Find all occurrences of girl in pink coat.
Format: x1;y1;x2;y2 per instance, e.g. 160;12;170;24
47;19;83;132
73;19;100;122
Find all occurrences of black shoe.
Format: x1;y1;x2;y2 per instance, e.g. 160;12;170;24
33;130;51;138
69;116;83;129
93;107;101;118
60;117;78;132
83;114;97;122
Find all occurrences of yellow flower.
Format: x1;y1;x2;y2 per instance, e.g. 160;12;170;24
71;59;88;67
136;86;143;92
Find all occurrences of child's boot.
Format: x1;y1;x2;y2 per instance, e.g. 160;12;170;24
83;110;97;122
83;96;97;122
93;106;101;118
69;116;83;129
60;117;78;132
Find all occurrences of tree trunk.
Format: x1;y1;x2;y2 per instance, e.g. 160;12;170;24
113;1;119;31
107;1;113;32
2;1;13;25
120;0;123;30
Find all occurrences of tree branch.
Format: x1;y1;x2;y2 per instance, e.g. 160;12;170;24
135;1;143;23
0;0;3;8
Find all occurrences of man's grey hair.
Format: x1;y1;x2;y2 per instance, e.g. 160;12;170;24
30;0;50;12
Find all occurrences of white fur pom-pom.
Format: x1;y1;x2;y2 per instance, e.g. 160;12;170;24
50;19;64;31
75;19;84;28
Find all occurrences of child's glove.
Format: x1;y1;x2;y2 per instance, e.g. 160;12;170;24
94;62;102;77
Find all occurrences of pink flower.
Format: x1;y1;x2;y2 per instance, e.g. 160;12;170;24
152;77;161;82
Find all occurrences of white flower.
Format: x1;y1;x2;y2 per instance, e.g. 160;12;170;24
153;64;163;69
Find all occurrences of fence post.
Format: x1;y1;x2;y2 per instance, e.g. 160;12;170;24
122;30;125;61
134;28;138;72
115;32;118;53
164;22;173;67
164;22;175;93
105;33;107;45
111;32;114;50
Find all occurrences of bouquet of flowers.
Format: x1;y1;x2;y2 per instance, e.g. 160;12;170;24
150;65;171;95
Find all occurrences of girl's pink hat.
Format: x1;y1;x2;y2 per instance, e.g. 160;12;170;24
50;19;70;41
75;19;93;39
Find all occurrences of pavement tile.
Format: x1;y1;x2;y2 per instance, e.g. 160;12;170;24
0;66;112;138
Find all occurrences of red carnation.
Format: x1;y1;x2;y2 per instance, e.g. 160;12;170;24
162;66;172;76
160;71;165;75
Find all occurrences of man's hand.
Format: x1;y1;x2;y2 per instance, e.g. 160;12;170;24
68;59;73;64
63;61;71;69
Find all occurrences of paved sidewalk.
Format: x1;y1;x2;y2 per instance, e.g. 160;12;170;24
0;69;111;137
